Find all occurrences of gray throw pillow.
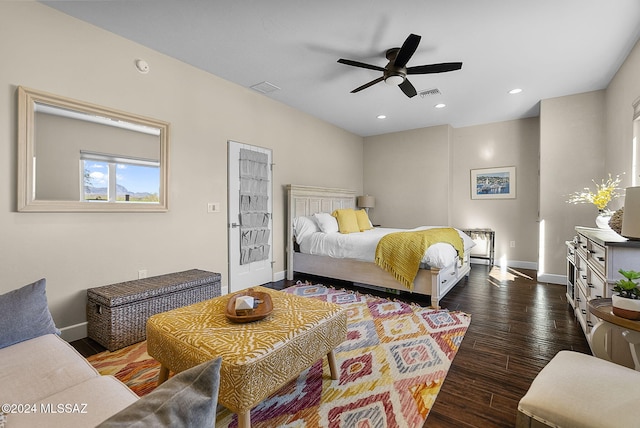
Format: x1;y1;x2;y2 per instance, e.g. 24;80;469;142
97;357;222;427
0;278;60;349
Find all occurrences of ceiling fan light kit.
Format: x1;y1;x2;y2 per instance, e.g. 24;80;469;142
384;74;404;86
338;33;462;98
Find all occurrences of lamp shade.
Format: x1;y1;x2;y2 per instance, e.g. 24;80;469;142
357;195;375;209
622;186;640;240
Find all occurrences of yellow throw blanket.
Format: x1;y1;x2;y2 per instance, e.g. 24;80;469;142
374;228;464;291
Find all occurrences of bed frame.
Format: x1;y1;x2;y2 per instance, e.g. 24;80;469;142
285;184;471;308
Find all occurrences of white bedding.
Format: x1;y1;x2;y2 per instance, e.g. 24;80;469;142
294;220;475;269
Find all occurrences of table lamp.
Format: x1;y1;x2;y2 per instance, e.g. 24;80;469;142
622;186;640;240
357;195;375;214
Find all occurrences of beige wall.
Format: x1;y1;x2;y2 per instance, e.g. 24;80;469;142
605;38;640;189
539;91;606;280
0;2;363;338
363;125;451;228
537;39;640;282
451;118;540;268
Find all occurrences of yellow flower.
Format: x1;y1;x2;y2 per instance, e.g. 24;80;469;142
567;174;622;212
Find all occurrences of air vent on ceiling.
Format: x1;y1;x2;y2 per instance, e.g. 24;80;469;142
418;88;442;98
250;81;281;94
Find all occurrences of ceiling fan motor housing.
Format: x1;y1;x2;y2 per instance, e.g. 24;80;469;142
384;48;406;85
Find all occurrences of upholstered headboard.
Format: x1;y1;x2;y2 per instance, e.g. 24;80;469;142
285;185;356;279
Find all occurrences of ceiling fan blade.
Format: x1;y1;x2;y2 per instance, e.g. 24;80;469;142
393;34;421;68
407;62;463;75
398;79;417;98
351;76;385;93
338;58;385;72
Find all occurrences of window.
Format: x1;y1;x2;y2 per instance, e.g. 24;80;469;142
81;152;160;203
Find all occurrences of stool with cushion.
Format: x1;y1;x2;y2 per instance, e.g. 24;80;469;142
517;350;640;428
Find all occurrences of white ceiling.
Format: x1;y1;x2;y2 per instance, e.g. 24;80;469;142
42;0;640;137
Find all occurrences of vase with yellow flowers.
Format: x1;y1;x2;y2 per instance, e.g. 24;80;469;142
567;174;623;229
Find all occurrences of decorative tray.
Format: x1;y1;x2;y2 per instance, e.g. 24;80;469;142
225;290;273;323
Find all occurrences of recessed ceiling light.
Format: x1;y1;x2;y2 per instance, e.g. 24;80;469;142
434;103;446;109
509;88;523;94
377;115;387;119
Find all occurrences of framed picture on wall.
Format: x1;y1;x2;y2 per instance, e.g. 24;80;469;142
470;166;516;199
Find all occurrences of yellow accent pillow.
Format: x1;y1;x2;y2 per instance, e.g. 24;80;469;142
355;209;373;231
332;209;360;234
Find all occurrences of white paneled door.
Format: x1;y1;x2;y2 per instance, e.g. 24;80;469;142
227;141;273;293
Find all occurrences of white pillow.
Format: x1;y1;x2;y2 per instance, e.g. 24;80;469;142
293;216;320;242
456;228;477;250
313;212;339;234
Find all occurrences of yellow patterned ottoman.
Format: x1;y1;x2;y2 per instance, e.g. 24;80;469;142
146;286;347;428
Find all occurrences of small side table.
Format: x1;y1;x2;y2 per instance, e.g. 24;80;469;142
588;298;640;371
461;228;495;266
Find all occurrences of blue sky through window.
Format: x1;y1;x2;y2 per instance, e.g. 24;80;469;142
85;161;159;194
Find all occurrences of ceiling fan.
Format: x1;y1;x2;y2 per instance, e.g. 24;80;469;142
337;33;462;98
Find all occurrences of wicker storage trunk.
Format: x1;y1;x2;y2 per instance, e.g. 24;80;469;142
87;269;221;351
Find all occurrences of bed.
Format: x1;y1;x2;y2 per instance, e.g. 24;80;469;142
285;184;474;308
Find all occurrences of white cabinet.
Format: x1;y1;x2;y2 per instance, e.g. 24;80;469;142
566;226;640;349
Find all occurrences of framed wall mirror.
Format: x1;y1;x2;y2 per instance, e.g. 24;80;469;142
17;86;169;212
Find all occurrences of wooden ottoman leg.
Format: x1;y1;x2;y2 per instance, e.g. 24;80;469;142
237;410;251;428
327;350;339;380
157;365;170;386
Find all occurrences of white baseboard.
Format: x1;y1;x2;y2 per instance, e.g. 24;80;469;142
475;259;565;284
273;270;286;282
537;273;566;285
470;257;491;265
473;259;538;271
503;260;538;270
60;322;87;342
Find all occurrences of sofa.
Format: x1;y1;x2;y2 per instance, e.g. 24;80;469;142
0;278;221;428
0;333;139;427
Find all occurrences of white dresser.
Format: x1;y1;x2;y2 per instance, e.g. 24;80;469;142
566;226;640;367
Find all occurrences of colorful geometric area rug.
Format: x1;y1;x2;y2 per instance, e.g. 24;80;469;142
87;282;470;427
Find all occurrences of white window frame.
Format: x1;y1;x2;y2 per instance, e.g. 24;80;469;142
80;151;160;203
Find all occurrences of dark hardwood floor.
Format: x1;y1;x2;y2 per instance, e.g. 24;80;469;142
284;265;591;427
72;263;590;427
426;264;590;427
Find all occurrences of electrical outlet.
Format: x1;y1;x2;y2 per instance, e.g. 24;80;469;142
510;241;516;248
138;269;148;279
207;202;221;213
